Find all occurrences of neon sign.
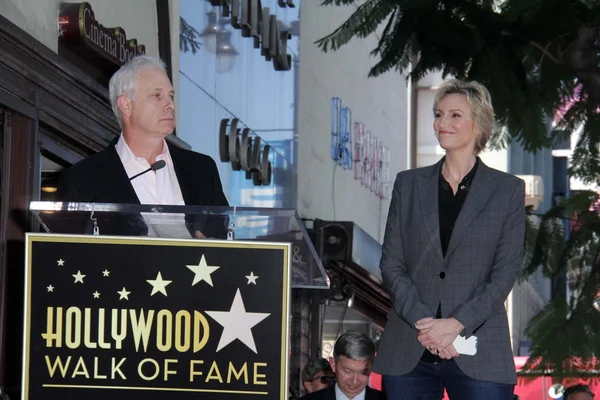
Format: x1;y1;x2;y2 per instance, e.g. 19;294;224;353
330;98;390;199
330;97;353;169
353;122;390;199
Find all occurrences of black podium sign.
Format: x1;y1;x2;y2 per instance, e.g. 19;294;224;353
23;234;290;400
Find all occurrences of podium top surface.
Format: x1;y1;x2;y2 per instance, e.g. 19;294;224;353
30;201;328;289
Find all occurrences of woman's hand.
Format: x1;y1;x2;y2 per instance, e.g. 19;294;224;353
415;317;464;350
436;344;460;360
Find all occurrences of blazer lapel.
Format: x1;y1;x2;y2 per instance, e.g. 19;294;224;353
365;387;382;400
417;159;444;262
98;146;140;204
445;161;498;256
323;386;336;400
168;143;198;205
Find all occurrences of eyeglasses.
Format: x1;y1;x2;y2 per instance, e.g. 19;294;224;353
307;375;336;385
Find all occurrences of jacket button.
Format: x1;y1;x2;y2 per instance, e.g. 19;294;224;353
439;272;446;279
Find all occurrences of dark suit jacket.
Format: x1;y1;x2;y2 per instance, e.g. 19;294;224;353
56;139;228;206
373;158;525;385
299;386;386;400
55;139;229;236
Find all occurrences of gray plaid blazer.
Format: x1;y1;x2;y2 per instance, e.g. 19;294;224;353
373;158;525;385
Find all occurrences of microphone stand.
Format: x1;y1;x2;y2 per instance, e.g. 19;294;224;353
87;160;167;235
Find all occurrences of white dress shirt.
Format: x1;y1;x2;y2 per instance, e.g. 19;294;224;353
115;135;185;205
334;384;366;400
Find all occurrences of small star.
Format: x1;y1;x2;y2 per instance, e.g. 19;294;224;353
117;287;131;300
245;272;258;285
72;270;86;284
47;285;54;292
147;272;172;296
102;270;110;277
186;255;220;287
57;259;65;267
92;291;100;299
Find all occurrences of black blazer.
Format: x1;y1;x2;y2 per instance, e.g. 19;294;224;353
56;140;228;206
55;139;229;237
299;386;386;400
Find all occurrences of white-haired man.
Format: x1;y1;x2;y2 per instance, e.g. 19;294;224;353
57;55;228;207
57;55;228;236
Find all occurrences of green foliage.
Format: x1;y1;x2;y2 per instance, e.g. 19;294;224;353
521;194;600;380
180;17;203;55
316;0;600;155
318;0;600;379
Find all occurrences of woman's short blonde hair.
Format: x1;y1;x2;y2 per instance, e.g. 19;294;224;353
433;79;494;155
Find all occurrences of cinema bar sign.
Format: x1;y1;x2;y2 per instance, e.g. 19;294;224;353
58;2;145;68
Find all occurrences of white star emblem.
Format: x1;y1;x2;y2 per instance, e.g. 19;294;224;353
206;289;270;353
57;259;65;267
47;285;54;292
72;270;86;284
92;291;100;299
117;287;131;300
245;272;258;285
102;270;110;277
147;272;172;296
186;255;220;287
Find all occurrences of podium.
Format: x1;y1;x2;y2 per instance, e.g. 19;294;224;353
23;202;328;400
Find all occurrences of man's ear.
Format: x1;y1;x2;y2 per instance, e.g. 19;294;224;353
303;381;310;392
117;95;133;119
329;357;336;373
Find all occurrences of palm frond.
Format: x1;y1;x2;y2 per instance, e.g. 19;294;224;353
315;0;397;52
320;0;358;5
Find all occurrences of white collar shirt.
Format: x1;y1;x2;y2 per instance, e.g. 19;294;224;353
334;384;366;400
115;134;185;206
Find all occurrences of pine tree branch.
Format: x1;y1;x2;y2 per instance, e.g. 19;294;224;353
315;0;395;52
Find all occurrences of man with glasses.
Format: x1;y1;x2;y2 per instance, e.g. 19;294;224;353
302;358;335;394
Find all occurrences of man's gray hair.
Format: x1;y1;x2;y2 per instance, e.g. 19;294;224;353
108;55;167;128
333;331;375;362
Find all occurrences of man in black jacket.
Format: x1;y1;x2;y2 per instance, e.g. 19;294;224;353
300;331;386;400
56;55;228;208
56;55;228;237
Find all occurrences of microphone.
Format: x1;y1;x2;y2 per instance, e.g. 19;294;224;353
89;160;166;202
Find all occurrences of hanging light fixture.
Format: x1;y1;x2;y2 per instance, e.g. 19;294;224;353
215;21;239;73
200;9;218;54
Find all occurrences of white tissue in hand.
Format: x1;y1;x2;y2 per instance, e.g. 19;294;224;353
453;335;477;355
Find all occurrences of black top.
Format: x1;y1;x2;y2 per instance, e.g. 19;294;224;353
421;157;479;363
438;157;479;256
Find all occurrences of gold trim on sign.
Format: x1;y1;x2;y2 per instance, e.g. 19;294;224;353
77;2;88;42
42;384;268;395
22;235;34;400
279;244;291;400
27;233;289;250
